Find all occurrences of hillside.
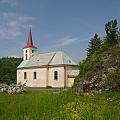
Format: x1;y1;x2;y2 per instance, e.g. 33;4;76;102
73;20;120;93
0;57;22;84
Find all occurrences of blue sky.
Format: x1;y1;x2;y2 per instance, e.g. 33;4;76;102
0;0;120;62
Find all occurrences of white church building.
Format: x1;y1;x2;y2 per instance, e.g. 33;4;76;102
17;29;79;87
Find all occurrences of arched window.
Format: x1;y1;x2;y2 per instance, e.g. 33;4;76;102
32;50;34;53
54;71;58;80
24;72;27;79
34;72;37;79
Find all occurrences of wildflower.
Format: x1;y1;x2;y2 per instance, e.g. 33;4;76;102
107;98;112;102
84;92;91;96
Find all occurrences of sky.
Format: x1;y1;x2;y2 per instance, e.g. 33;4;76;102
0;0;120;62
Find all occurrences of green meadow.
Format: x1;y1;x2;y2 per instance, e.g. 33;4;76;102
0;89;120;120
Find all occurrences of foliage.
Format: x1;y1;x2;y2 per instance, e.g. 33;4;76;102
78;60;89;78
61;91;120;120
105;19;118;44
0;90;120;120
74;19;120;93
87;34;102;57
0;57;22;84
104;70;120;91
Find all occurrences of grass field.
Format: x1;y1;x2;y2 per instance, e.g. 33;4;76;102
0;89;120;120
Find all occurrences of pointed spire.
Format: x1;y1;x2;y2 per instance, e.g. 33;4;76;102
27;27;33;46
24;27;37;49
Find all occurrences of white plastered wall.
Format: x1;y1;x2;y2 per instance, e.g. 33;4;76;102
23;48;37;60
66;66;77;87
67;77;75;87
17;66;77;88
48;67;65;88
17;68;47;87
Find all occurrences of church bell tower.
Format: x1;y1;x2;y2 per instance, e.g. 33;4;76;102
23;28;37;60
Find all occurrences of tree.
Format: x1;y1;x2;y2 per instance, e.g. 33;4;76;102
87;34;102;57
105;19;118;44
117;29;120;42
1;74;11;85
0;57;22;84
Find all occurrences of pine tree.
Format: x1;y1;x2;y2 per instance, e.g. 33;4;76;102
105;19;118;44
87;34;102;57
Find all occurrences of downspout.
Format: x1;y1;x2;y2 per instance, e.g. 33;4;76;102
64;65;67;88
62;52;67;88
46;66;49;87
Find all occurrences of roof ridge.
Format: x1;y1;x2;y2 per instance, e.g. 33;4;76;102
37;51;63;55
47;52;56;65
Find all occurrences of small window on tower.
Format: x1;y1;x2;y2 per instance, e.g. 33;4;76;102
26;54;27;60
26;50;27;53
32;50;34;53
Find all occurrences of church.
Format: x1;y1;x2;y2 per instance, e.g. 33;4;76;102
17;29;79;87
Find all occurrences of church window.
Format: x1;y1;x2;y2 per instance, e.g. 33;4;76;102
26;54;27;60
26;50;27;53
32;50;34;53
24;72;27;79
54;71;58;80
34;72;37;79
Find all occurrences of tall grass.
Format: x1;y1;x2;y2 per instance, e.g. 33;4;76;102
0;89;120;120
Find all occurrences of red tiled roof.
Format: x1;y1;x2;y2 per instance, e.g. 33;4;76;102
23;28;37;49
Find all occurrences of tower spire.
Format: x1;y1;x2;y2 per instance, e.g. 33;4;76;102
24;28;37;49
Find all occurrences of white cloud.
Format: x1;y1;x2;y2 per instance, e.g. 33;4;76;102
0;12;34;39
0;0;17;5
55;36;80;47
18;16;34;21
0;28;21;39
7;21;18;28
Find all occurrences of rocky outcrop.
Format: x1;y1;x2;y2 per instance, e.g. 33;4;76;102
74;44;120;93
